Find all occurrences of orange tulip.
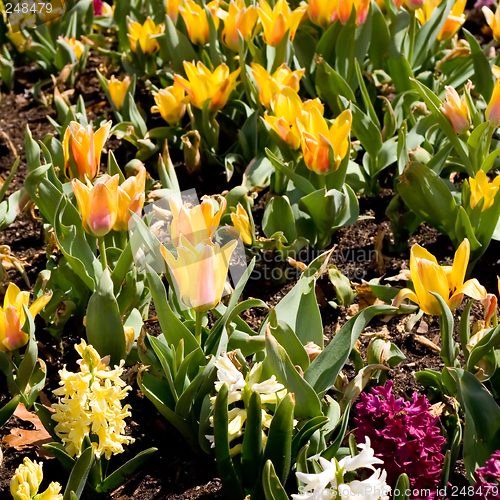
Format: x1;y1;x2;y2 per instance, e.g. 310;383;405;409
220;0;258;52
114;165;147;232
63;121;112;182
72;175;119;237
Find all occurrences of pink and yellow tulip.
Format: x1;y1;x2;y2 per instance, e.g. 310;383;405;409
220;0;258;52
72;175;119;237
108;75;130;112
0;284;52;352
230;203;252;245
257;0;307;47
393;239;486;316
483;6;500;42
179;0;222;46
127;18;163;55
169;195;227;247
250;63;304;109
486;78;500;128
440;86;470;135
114;165;147;232
151;83;187;125
174;61;240;112
161;236;237;312
296;107;352;174
63;121;112;182
469;170;500;212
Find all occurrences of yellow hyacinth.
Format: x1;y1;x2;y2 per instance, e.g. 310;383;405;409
393;239;486;316
174;61;240;112
127;18;163;54
161;236;237;312
469;170;500;212
108;75;130;112
230;203;253;245
10;458;62;500
257;0;307;46
114;164;147;232
220;0;258;52
440;86;470;135
486;78;500;128
0;283;52;352
169;195;227;247
179;0;222;46
264;87;324;150
151;83;187;125
63;120;112;181
483;5;500;42
72;175;119;237
250;62;304;109
52;340;134;459
296;107;352;174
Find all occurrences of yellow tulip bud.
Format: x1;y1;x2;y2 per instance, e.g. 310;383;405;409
469;170;500;212
63;120;112;182
167;0;182;23
174;61;240;112
72;175;119;237
230;203;253;245
108;75;131;112
440;86;470;135
151;83;187;125
114;164;147;232
127;18;163;55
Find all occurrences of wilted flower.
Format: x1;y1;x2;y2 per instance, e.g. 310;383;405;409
486;78;500;128
230;203;253;245
440;85;470;135
251;62;304;109
114;164;147;232
72;175;119;237
0;283;52;352
257;0;307;46
292;437;390;500
179;0;222;46
174;61;240;112
304;341;322;360
63;120;112;181
52;340;134;459
107;75;130;112
483;6;500;41
151;83;187;125
220;0;258;52
127;18;163;54
469;170;500;212
393;239;486;316
296;107;352;174
474;450;500;500
10;458;62;500
355;381;446;499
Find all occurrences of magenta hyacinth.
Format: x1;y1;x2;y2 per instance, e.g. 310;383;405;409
354;381;446;500
93;0;103;15
474;450;500;500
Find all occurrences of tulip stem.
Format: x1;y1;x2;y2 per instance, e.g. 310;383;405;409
195;311;203;345
99;238;108;270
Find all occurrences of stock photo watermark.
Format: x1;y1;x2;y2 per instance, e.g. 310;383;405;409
5;0;66;32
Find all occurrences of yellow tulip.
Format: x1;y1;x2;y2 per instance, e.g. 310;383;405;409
416;0;465;40
151;83;187;125
108;75;130;112
230;203;252;245
167;0;182;23
257;0;307;47
174;61;240;112
486;78;500;128
440;86;470;135
169;195;227;247
63;120;112;182
307;0;336;28
59;37;85;59
296;107;352;174
469;170;500;212
161;236;237;312
72;175;119;237
114;165;147;232
127;18;163;55
483;6;500;42
264;87;323;150
220;0;258;52
250;63;304;109
0;284;52;352
393;239;486;316
179;0;222;46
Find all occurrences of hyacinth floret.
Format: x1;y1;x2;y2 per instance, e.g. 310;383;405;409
354;381;446;500
51;340;134;460
474;450;500;500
